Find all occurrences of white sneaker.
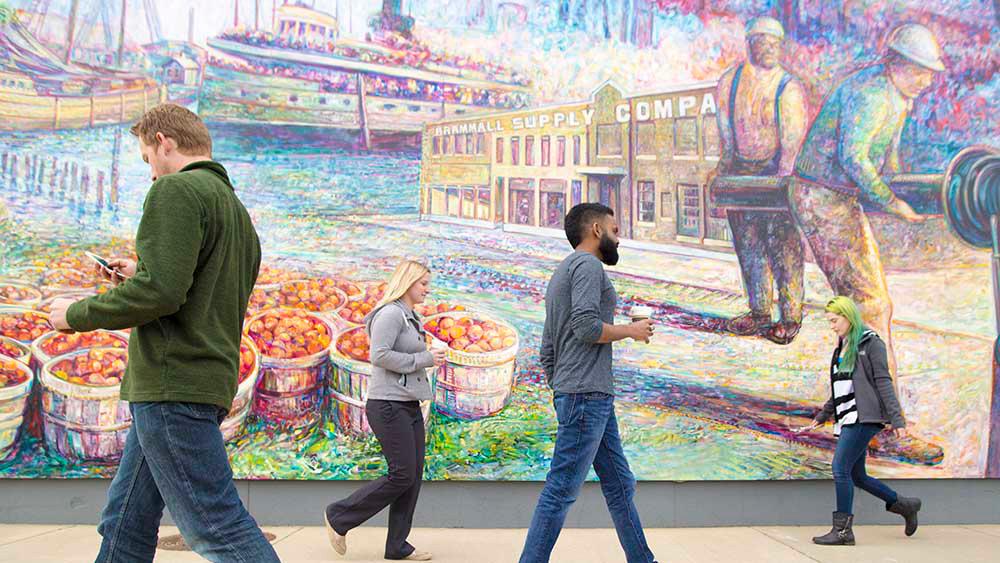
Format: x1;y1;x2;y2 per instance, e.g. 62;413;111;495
323;513;347;556
401;550;433;561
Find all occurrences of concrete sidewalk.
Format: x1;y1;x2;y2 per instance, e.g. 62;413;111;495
0;524;997;562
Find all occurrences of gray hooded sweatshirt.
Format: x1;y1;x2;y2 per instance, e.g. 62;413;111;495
364;300;434;402
815;330;905;428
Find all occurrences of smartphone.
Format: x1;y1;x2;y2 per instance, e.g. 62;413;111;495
84;251;111;271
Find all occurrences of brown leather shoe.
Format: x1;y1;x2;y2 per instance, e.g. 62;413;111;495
726;312;771;336
764;321;800;345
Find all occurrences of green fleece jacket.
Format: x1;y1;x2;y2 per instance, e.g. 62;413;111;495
67;160;261;410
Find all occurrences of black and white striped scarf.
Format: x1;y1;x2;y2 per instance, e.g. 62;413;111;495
831;330;875;436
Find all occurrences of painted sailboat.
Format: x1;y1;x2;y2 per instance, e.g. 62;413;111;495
0;1;163;131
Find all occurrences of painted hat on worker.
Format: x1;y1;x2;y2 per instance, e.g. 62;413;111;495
887;23;945;72
745;17;784;39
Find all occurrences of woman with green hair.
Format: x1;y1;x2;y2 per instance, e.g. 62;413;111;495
797;296;922;545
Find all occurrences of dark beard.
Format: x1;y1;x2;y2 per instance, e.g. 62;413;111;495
598;234;619;266
749;49;778;70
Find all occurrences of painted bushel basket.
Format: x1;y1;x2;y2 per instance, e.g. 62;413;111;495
221;335;262;442
422;310;519;420
40;347;131;463
244;308;334;437
0;356;33;460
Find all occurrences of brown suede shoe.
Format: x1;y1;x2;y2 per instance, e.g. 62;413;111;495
401;550;433;561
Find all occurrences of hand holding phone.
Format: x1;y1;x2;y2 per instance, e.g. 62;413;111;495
85;251;133;283
85;251;112;271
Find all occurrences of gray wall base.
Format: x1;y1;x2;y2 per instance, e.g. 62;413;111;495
1;479;998;527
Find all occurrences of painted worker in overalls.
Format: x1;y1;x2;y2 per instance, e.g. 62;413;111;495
715;17;808;344
791;23;943;380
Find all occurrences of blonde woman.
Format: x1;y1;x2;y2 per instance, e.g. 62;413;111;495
324;260;447;561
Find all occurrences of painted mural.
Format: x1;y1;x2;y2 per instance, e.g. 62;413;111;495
0;0;998;482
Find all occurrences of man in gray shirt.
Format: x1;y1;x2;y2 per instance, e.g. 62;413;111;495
520;203;658;563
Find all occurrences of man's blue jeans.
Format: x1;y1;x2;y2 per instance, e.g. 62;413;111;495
520;392;657;563
95;402;279;563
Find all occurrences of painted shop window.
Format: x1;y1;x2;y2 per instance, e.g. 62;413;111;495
509;178;535;226
465;134;474;155
638;181;655;223
511;136;520;165
431;186;447;216
703;117;721;157
476;133;486;155
573;135;582;165
677;183;701;236
541;179;568;228
477;187;491;221
462;187;476;218
542;192;566;228
674;118;699;156
512;190;534;225
541;136;551;167
496;137;504;163
454;134;464;154
525;135;535;166
597;124;622;156
636;122;656;156
446;187;461;218
432;136;440;155
571;180;582;206
557;136;566;167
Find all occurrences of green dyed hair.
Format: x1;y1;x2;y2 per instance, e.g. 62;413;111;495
825;296;867;372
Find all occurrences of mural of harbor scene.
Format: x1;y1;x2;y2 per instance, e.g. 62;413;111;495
1;0;998;481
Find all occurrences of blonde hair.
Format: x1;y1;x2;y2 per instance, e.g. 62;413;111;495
130;103;212;155
375;260;431;311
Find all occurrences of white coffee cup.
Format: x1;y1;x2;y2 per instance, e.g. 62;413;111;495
431;339;449;352
629;305;653;322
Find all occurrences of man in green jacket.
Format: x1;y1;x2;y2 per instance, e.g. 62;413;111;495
49;104;279;563
790;24;942;382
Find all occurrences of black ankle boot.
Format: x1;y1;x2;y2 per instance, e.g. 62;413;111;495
812;512;855;545
887;496;922;536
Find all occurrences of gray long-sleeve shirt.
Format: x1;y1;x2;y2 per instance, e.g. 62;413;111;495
540;251;617;396
364;300;434;402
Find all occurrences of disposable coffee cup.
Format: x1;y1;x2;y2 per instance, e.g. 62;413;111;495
630;305;654;344
630;305;653;323
431;339;449;352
